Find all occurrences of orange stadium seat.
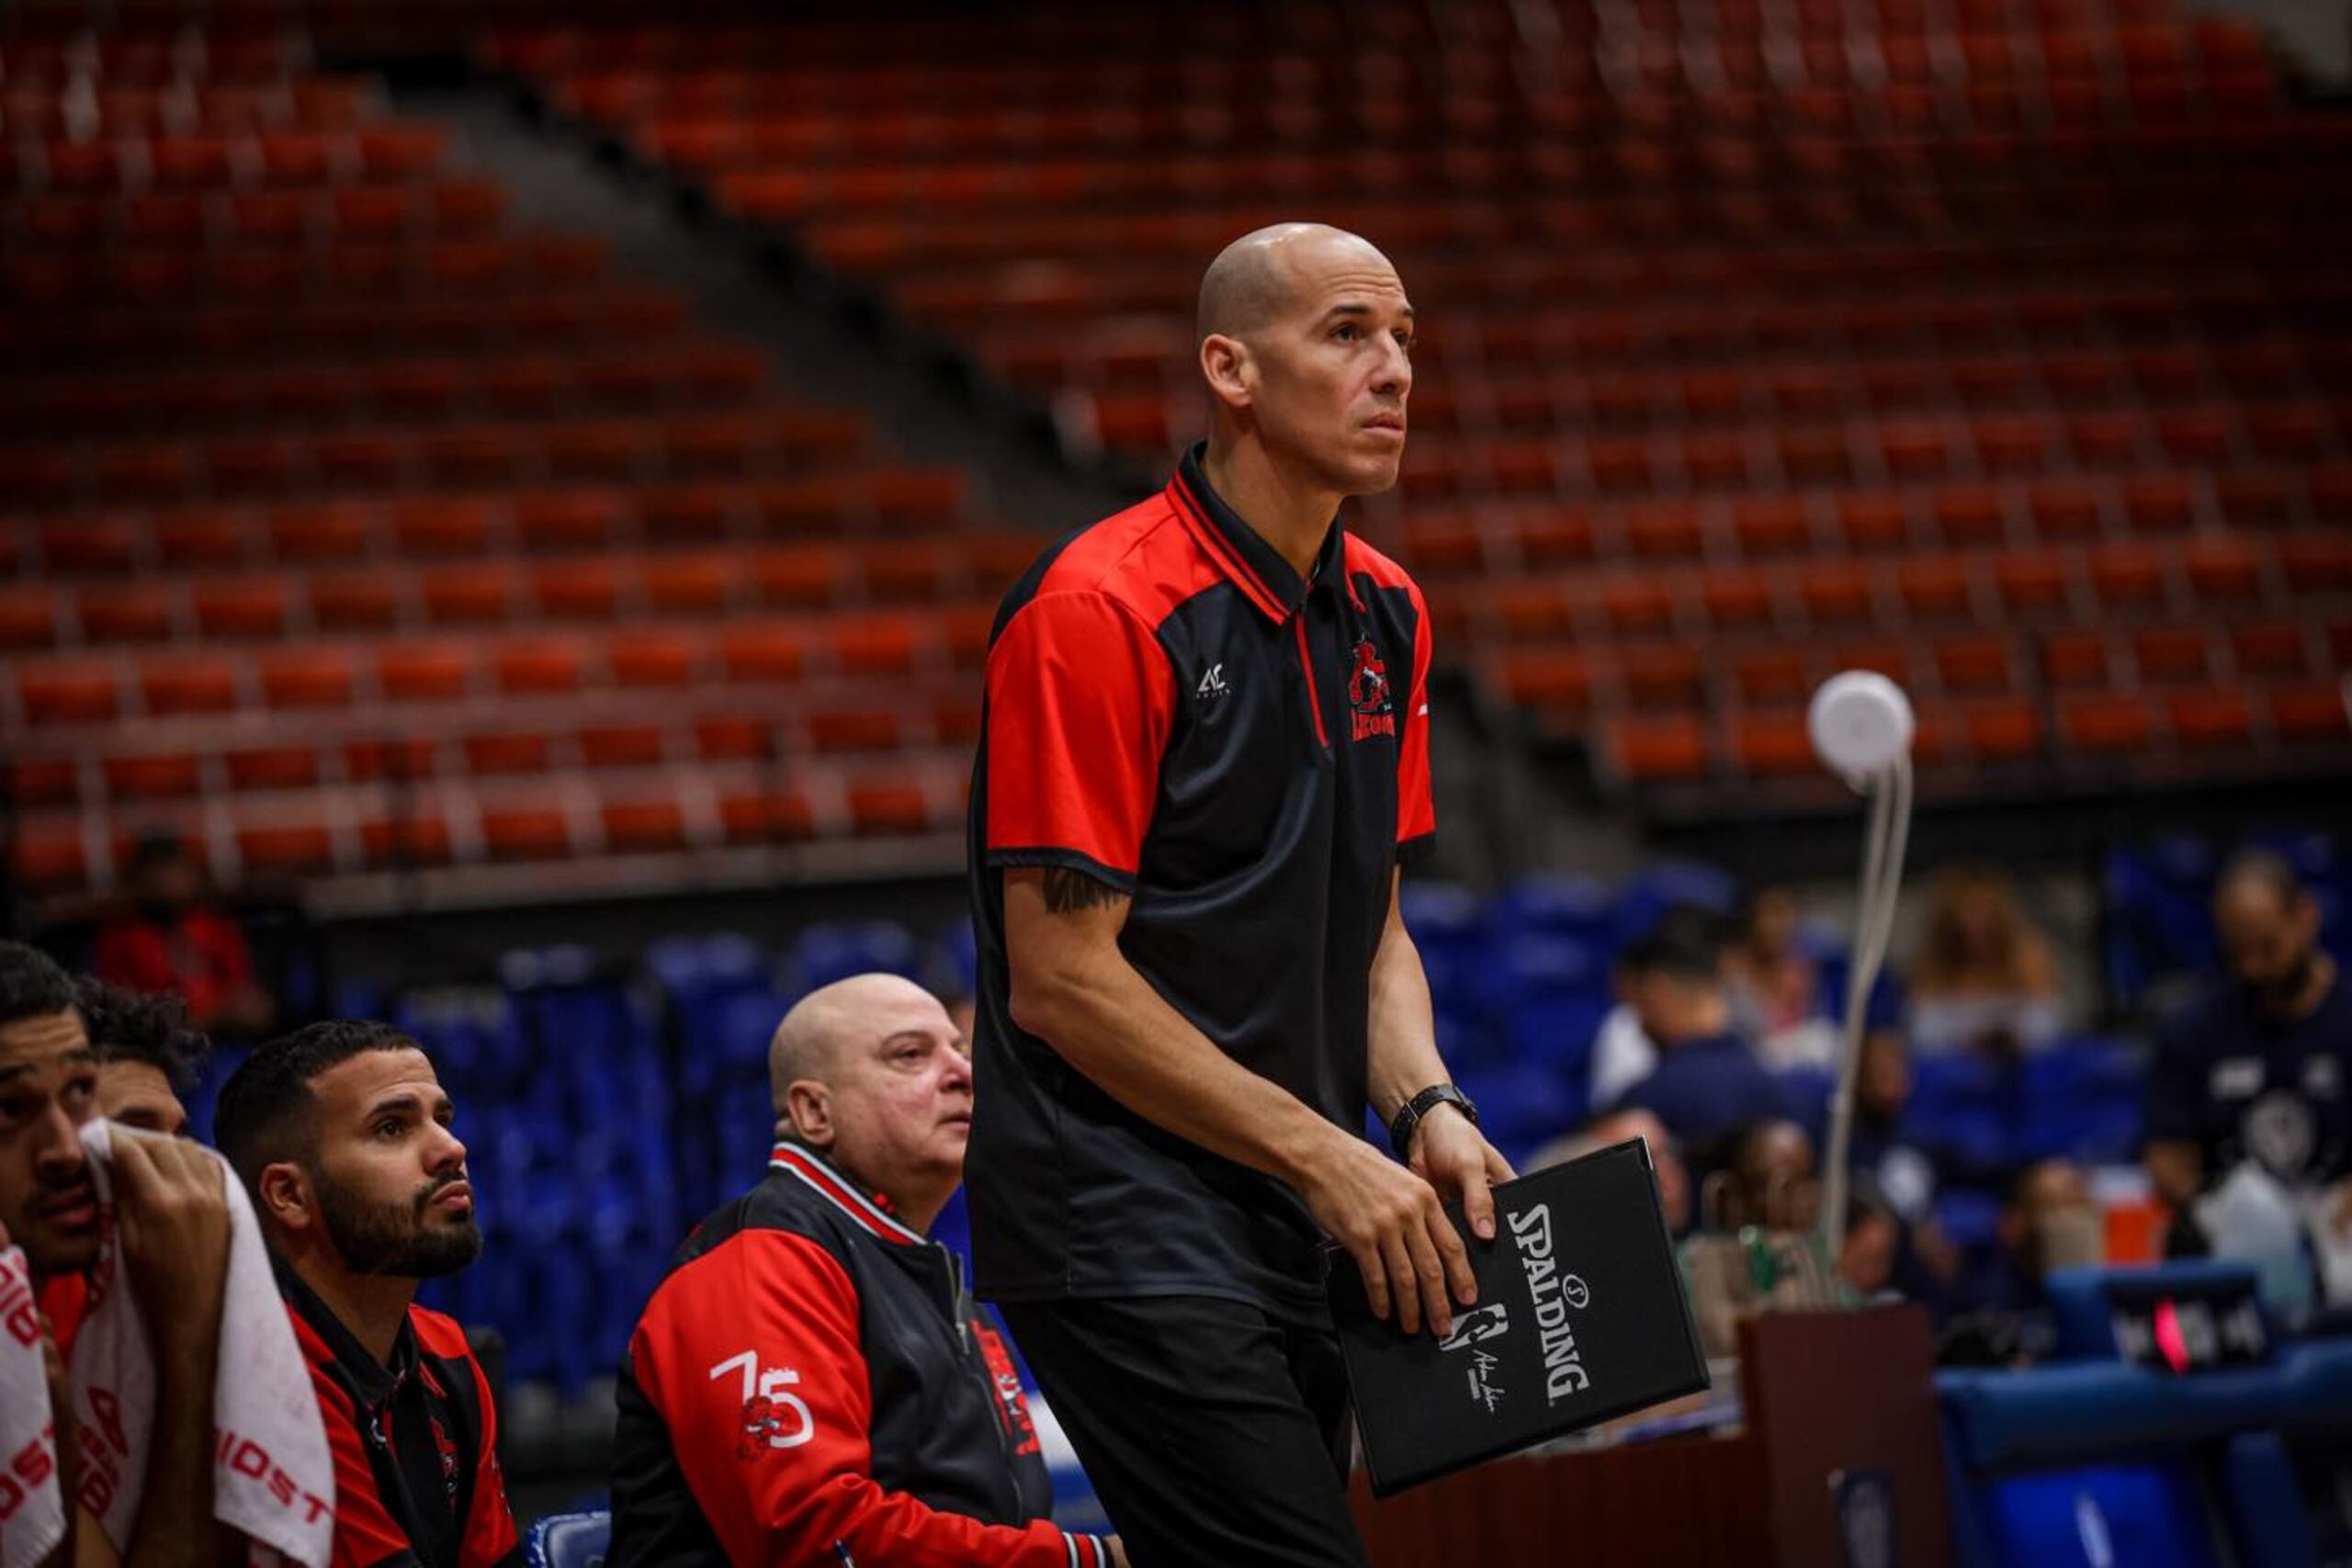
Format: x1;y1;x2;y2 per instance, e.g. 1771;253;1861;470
1609;715;1711;783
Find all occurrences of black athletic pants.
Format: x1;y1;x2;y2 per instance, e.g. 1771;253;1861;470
1000;1295;1373;1568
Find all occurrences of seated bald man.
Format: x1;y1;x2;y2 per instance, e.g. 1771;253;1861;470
609;974;1122;1568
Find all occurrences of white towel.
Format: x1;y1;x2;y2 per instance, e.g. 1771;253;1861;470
69;1121;336;1567
0;1242;67;1568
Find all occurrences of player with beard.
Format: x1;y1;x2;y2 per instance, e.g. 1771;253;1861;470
215;1021;520;1568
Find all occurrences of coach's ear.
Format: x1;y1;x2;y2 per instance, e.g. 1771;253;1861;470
1200;332;1255;412
255;1159;315;1234
784;1079;836;1151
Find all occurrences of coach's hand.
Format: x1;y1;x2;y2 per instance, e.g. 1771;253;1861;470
1298;1131;1476;1338
1409;1104;1516;1247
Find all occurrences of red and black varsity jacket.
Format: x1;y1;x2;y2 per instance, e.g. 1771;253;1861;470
276;1256;521;1568
609;1144;1111;1568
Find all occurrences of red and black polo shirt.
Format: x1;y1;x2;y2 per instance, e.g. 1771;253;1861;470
276;1256;520;1568
967;441;1435;1324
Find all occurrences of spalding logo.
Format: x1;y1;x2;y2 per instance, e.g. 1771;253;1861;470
1508;1203;1593;1404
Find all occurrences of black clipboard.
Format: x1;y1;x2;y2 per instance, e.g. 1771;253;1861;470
1327;1138;1711;1496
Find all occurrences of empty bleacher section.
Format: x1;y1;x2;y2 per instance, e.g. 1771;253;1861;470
2;17;1020;912
485;0;2352;812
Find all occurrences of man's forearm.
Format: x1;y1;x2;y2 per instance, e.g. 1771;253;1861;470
1365;915;1446;1125
125;1339;225;1568
1011;908;1338;1186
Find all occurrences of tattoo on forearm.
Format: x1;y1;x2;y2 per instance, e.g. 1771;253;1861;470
1041;867;1128;914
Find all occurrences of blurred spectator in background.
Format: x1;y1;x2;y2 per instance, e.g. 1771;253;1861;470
1679;1119;1842;1356
1605;918;1798;1150
1725;886;1841;1072
2143;850;2351;1231
217;1021;520;1568
1847;1032;1937;1224
1907;863;2063;1058
93;830;274;1039
1589;904;1732;1111
1526;1105;1691;1235
74;975;207;1138
1938;1159;2101;1365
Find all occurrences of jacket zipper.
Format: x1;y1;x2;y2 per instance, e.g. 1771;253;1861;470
939;1247;1019;1472
1294;613;1329;749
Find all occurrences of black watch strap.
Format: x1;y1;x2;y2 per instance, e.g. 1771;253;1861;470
1388;1082;1478;1160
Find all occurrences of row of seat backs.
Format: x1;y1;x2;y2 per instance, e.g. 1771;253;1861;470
1939;1262;2352;1566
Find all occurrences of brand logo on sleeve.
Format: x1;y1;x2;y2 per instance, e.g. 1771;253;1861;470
1349;638;1396;741
1197;663;1229;700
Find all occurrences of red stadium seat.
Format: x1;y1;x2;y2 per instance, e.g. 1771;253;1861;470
718;789;815;844
1963;698;2042;761
237;821;338;877
2060;692;2157;753
359;806;457;868
18;661;122;727
464;731;555;775
2230;621;2311;677
141;654;243;716
2268;683;2350;744
579;724;667;768
493;638;586;696
379;640;477;704
718;623;806;683
424;565;517;626
602;794;689;853
481;803;574;861
226;746;323;791
310;571;402;631
2132;628;2213;684
6;760;79;809
191;575;292;638
1497;649;1595;712
105;752;204;799
1608;715;1711;782
846;774;939;836
13;823;90;893
0;587;60;650
81;583;179;644
610;629;705;688
2167;688;2256;750
1732;711;1815;776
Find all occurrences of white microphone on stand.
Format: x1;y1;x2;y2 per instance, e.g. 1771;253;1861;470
1809;672;1917;1265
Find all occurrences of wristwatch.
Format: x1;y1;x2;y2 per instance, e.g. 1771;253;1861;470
1387;1083;1479;1161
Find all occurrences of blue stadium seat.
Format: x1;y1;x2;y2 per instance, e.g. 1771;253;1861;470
1772;1064;1837;1142
1609;863;1737;947
1903;1054;2018;1176
1401;878;1485;1014
936;919;978;998
1484;874;1611;947
2021;1038;2146;1165
526;1510;609;1568
786;919;923;992
1455;1062;1580;1167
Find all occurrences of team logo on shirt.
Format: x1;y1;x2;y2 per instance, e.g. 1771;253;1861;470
1349;639;1396;741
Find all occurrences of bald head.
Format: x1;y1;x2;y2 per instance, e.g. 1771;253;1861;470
1196;222;1397;345
768;973;944;1114
2215;848;2303;917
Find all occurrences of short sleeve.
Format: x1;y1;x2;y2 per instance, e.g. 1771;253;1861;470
983;591;1175;889
1396;581;1436;861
